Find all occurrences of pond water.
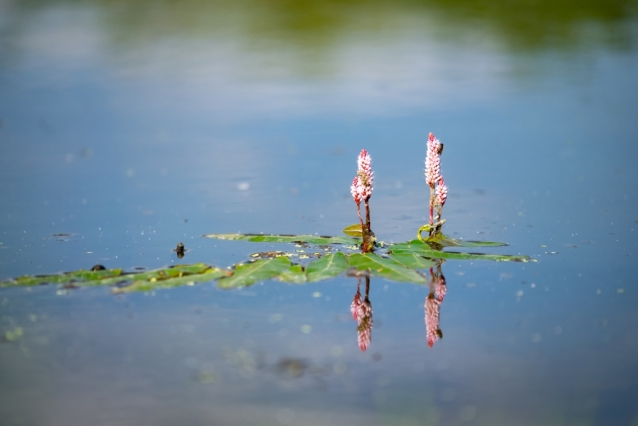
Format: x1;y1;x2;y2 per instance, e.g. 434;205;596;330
1;1;638;425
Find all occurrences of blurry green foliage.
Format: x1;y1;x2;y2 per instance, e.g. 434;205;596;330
13;0;638;52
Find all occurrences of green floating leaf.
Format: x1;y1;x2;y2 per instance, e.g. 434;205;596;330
347;253;427;283
388;253;437;269
342;224;363;238
113;267;229;293
419;235;508;248
99;264;213;286
306;252;349;282
1;268;124;287
218;256;292;289
388;242;533;263
203;233;359;245
277;264;307;284
0;264;225;293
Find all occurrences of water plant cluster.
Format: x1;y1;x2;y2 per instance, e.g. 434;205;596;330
1;133;531;292
1;134;533;348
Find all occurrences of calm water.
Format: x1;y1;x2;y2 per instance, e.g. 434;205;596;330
1;1;638;425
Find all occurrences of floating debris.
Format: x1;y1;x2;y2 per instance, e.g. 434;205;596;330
3;327;23;342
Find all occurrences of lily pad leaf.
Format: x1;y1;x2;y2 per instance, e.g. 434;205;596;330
388;253;437;269
204;233;359;245
342;224;363;238
347;253;427;283
278;264;307;284
306;252;349;282
388;242;533;262
218;256;291;289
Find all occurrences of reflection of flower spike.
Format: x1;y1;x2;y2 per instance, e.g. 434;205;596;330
351;285;362;321
435;271;447;302
351;277;373;351
357;303;373;351
425;264;445;347
425;295;442;348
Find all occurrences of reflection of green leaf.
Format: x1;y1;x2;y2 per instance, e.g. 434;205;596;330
3;268;123;287
348;253;427;283
418;235;508;248
218;257;291;289
278;264;307;284
204;233;359;245
306;252;349;282
99;264;212;286
342;224;363;237
0;264;226;292
388;253;437;269
388;242;533;262
113;267;229;293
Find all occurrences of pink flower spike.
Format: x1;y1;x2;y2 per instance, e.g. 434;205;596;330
425;133;442;188
356;149;373;201
436;178;448;206
351;177;361;205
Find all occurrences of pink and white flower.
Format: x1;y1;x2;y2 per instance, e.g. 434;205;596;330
425;133;442;188
436;178;448;207
350;177;361;206
356;149;374;201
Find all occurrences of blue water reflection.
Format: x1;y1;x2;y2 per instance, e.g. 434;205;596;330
1;1;638;425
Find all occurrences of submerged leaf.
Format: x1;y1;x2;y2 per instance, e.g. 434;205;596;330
347;253;427;283
342;224;363;238
306;252;349;282
218;257;292;289
204;233;359;245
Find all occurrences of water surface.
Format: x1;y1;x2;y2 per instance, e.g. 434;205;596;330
1;1;638;425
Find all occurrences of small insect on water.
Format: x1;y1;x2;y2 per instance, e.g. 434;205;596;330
175;242;186;259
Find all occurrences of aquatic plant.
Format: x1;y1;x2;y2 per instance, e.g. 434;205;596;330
350;149;375;253
424;132;447;237
0;136;535;352
1;135;532;296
